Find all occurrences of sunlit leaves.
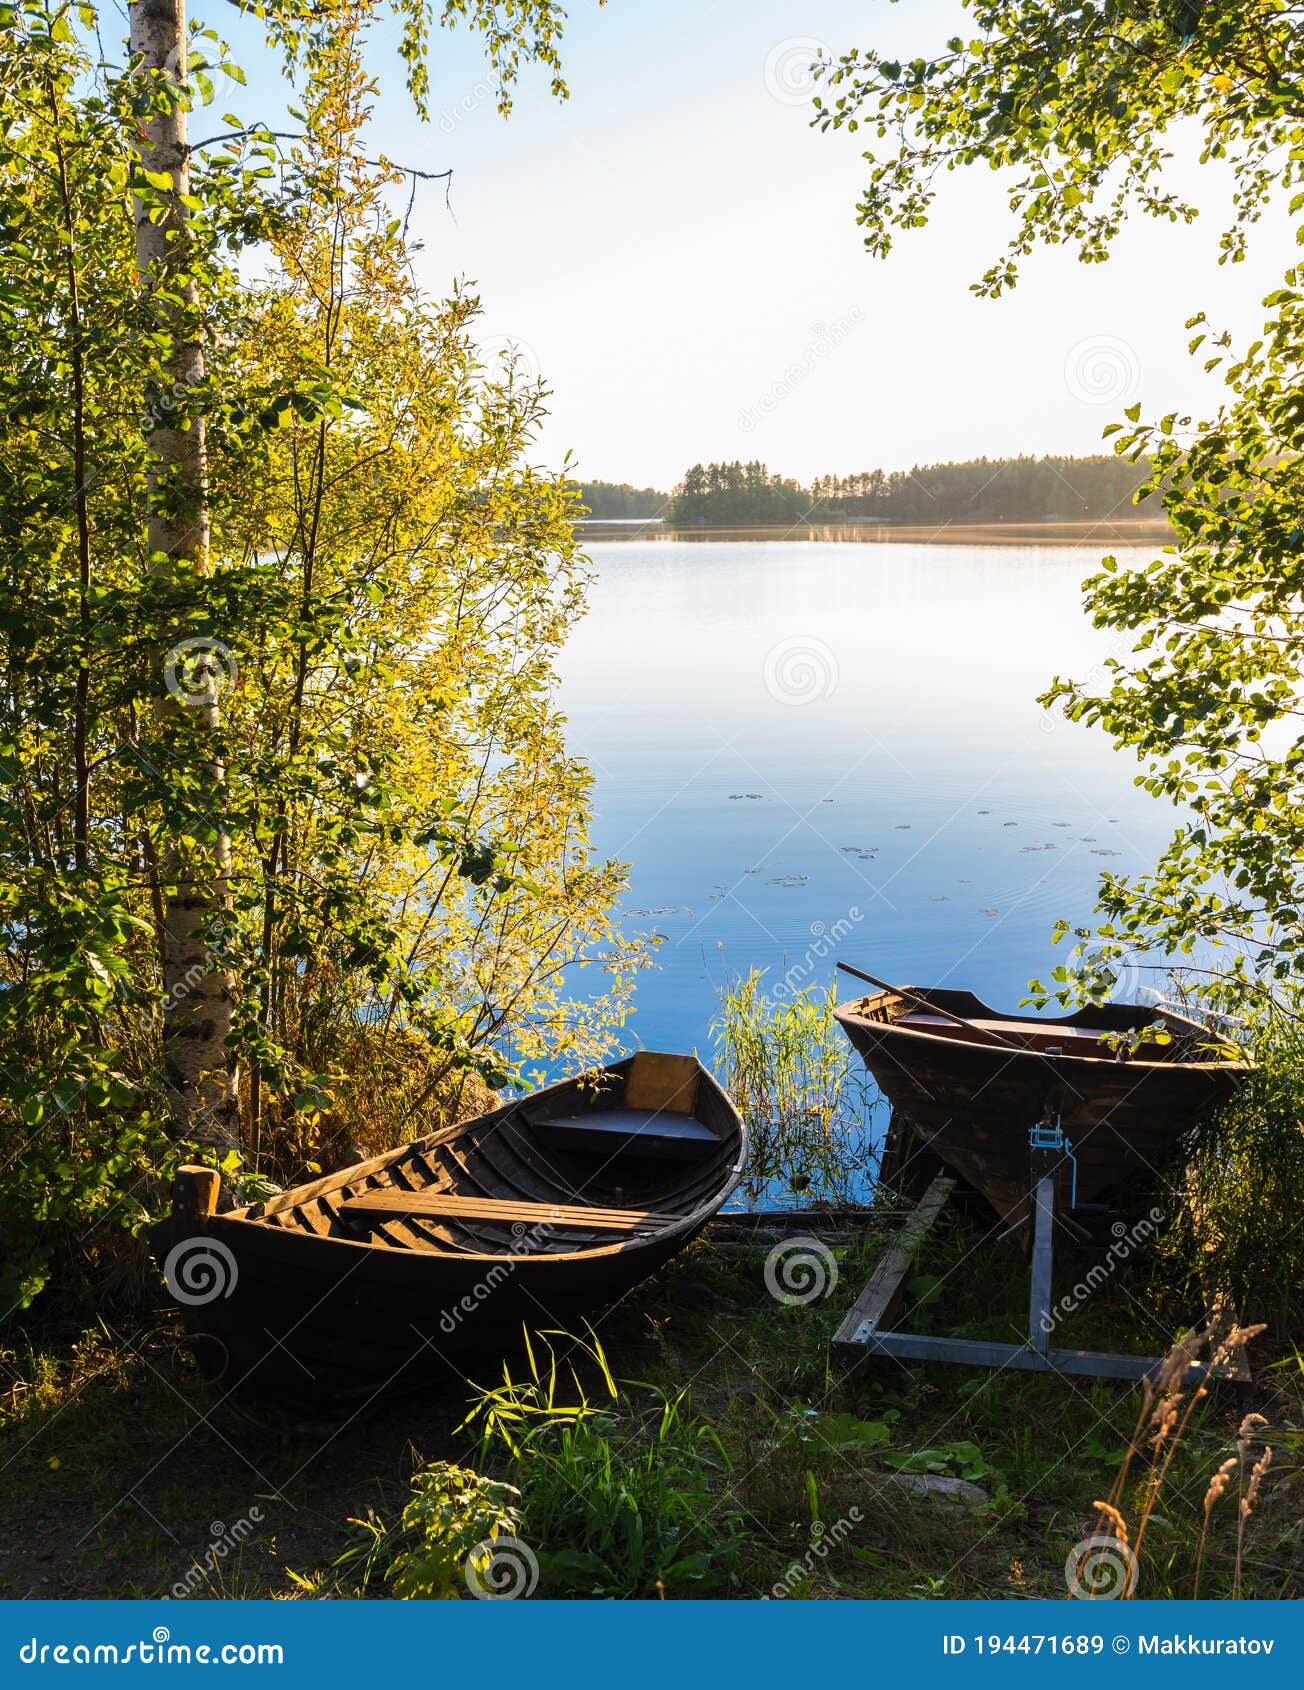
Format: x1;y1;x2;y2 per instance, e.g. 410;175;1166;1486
818;0;1304;292
0;0;634;1308
821;1;1304;1020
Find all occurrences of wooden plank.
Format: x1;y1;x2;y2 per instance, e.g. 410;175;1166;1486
544;1107;716;1143
539;1107;717;1165
337;1190;669;1233
624;1051;700;1114
875;1110;907;1195
708;1204;873;1228
833;1173;955;1350
897;1013;1110;1059
876;1111;951;1203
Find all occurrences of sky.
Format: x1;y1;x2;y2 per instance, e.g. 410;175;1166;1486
215;0;1298;490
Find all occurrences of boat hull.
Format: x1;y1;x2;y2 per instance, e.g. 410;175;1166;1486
161;1215;708;1395
836;989;1244;1225
154;1054;746;1397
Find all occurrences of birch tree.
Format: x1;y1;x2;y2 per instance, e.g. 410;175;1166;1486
119;0;591;1151
0;0;630;1309
129;0;238;1150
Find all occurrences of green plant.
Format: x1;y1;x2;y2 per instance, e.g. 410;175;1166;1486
881;1441;992;1482
465;1332;744;1597
1162;1013;1304;1330
712;972;877;1203
388;1463;523;1601
0;2;636;1313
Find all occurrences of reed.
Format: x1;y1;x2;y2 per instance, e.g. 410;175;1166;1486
1090;1327;1275;1599
711;971;878;1204
1165;1006;1304;1330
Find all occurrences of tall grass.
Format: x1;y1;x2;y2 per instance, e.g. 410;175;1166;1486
1162;1011;1304;1330
711;971;878;1204
1075;1327;1289;1600
461;1331;743;1597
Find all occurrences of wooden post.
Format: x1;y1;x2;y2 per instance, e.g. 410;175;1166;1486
876;1110;950;1204
173;1164;221;1233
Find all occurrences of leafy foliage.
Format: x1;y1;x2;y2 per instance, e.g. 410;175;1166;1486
816;0;1304;294
388;1463;523;1600
1038;292;1304;1015
0;2;632;1310
256;0;593;121
1161;1015;1304;1327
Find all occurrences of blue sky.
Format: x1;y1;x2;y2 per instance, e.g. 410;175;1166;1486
209;0;1296;489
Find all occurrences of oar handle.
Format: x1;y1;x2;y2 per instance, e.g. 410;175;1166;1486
835;961;1023;1053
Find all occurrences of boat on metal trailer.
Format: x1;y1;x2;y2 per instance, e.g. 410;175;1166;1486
833;965;1246;1227
831;963;1251;1388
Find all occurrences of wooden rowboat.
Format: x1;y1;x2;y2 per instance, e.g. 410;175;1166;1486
835;982;1247;1226
155;1052;745;1396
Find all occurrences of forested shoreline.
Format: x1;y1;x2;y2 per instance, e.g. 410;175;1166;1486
577;453;1152;526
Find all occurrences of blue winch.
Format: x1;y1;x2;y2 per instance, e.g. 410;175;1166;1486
1028;1113;1078;1209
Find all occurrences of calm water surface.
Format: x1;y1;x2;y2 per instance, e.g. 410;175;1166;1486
556;539;1174;1062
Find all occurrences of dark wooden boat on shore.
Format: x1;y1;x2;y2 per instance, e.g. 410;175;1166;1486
155;1053;745;1396
835;976;1247;1225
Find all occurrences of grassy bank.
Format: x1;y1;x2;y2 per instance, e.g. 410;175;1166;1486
4;981;1299;1601
3;1188;1299;1601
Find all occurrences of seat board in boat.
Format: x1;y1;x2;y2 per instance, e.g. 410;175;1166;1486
337;1190;673;1233
895;1011;1127;1057
537;1106;719;1158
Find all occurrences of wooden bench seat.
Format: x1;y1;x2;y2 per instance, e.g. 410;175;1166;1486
338;1189;673;1234
538;1107;718;1161
897;1012;1113;1059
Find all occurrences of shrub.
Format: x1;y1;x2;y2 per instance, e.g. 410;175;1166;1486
388;1463;524;1601
1165;1011;1304;1330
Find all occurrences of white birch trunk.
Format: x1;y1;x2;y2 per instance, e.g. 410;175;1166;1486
130;0;240;1154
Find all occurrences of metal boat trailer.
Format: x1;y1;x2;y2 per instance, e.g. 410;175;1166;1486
834;1114;1251;1389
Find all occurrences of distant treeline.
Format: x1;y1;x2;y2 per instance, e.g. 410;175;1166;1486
575;456;1156;526
806;455;1152;525
574;481;669;518
667;462;809;526
657;455;1152;526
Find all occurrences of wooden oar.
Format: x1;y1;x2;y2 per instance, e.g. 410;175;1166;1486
835;960;1026;1053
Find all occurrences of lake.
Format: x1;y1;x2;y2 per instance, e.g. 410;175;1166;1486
557;537;1175;1064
